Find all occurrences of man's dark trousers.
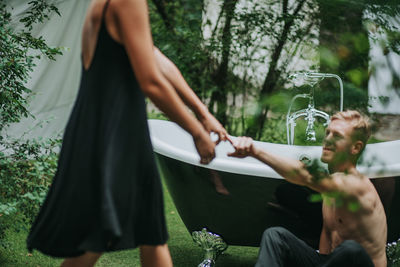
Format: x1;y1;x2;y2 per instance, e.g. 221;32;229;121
255;227;374;267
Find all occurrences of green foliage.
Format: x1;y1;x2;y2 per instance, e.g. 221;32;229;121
309;193;323;203
147;111;169;121
304;158;329;183
0;1;62;132
308;191;361;213
19;0;61;31
258;116;287;144
347;201;361;212
0;0;63;247
149;0;399;140
0;183;259;266
149;0;213;101
0;137;61;243
387;239;400;267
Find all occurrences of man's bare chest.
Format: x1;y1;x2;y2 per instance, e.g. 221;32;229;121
322;200;358;233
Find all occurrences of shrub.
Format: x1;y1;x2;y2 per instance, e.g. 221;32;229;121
0;137;60;242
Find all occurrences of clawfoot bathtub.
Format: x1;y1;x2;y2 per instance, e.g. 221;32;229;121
148;119;400;265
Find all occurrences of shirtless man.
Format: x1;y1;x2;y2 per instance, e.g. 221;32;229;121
229;110;387;267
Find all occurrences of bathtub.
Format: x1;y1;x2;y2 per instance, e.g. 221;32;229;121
148;119;400;249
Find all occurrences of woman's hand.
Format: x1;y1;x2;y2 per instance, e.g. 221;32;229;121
200;112;232;144
193;129;216;164
228;136;257;158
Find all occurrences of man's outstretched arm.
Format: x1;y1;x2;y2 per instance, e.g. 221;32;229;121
228;137;340;193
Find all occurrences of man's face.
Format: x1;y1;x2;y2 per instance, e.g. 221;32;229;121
321;119;355;165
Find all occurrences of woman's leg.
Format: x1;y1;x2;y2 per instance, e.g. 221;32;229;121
61;252;102;267
140;244;173;267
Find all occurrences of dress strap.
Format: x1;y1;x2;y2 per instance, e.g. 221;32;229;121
101;0;111;22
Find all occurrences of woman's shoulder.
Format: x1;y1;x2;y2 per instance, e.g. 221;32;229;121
89;0;132;19
108;0;141;11
106;0;149;19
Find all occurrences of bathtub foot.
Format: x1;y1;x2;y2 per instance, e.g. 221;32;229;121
192;228;228;267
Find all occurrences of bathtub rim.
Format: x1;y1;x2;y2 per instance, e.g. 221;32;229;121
148;119;400;179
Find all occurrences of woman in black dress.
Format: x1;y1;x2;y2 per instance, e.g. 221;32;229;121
27;0;230;266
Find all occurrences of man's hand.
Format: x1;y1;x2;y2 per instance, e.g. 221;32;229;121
227;136;257;158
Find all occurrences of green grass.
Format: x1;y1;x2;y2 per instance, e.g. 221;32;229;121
0;183;258;267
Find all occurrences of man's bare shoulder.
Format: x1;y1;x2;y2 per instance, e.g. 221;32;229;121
330;172;372;197
331;172;382;211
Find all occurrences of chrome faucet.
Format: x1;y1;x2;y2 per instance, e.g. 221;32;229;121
286;72;344;145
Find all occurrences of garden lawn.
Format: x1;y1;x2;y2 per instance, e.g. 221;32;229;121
0;181;258;267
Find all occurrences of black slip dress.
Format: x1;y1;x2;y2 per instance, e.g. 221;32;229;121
27;0;168;257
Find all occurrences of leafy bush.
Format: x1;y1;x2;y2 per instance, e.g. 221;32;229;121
387;239;400;267
0;137;60;242
0;0;62;245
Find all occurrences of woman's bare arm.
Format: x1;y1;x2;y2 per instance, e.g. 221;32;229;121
153;47;208;118
153;47;230;143
109;0;215;163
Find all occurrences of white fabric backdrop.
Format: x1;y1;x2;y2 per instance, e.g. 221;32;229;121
368;15;400;114
5;0;90;139
4;0;400;139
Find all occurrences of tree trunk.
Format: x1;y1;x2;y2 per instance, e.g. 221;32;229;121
209;0;238;127
246;0;306;138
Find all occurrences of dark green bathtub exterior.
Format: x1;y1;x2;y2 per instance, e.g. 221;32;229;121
156;153;400;249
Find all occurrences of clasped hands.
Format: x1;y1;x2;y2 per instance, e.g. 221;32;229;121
195;113;256;164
